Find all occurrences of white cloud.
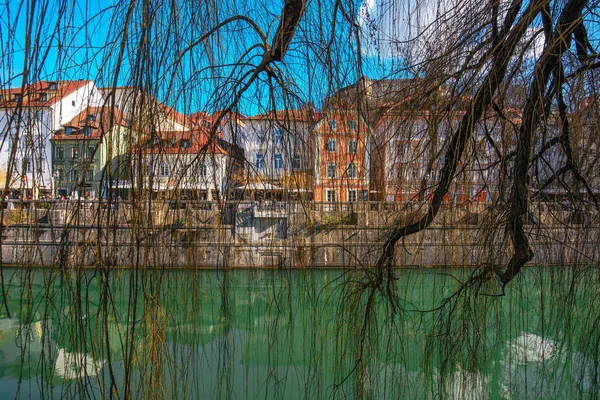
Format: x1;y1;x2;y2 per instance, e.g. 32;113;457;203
357;0;544;63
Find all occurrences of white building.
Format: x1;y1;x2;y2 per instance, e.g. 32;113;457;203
0;80;103;198
240;110;315;183
136;128;232;201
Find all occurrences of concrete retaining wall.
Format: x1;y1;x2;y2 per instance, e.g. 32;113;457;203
1;223;598;268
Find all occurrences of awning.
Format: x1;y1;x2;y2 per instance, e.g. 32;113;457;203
290;188;312;193
107;180;133;189
235;182;283;191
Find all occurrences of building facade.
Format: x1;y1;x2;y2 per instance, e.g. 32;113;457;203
0;80;104;198
135;128;232;201
313;109;371;202
51;106;129;199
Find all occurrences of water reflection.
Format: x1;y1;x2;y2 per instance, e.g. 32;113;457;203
0;267;597;399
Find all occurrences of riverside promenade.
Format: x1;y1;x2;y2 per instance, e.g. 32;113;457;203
1;200;598;268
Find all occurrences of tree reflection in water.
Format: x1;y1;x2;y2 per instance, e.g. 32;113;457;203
0;267;598;399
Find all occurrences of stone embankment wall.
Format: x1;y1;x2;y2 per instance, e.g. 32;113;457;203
0;200;598;268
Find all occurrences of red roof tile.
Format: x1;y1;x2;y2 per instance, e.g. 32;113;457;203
245;108;316;123
0;80;93;108
141;128;229;155
51;106;128;141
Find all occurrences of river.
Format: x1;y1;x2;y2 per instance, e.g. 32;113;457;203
0;266;598;399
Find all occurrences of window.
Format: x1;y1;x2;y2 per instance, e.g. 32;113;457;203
412;167;420;180
325;139;337;152
38;93;47;102
72;147;80;159
274;154;283;169
348;140;358;154
0;95;3;102
348;190;357;202
255;153;265;169
198;163;207;177
70;170;78;181
48;82;58;91
83;127;92;136
72;100;76;107
326;189;336;202
349;120;357;130
359;190;369;201
86;146;95;159
397;168;405;180
347;163;357;178
328;120;337;130
274;130;282;145
86;170;94;181
181;139;191;149
145;163;154;177
397;142;406;159
55;147;64;160
55;169;63;180
326;162;337;178
292;155;302;170
87;114;97;122
13;94;21;102
64;126;72;135
23;158;32;173
159;163;170;177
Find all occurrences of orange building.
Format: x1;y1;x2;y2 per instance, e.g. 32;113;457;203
313;109;371;202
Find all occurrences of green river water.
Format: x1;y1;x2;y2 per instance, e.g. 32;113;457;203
0;266;598;399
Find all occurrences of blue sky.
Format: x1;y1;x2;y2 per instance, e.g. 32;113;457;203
5;0;596;115
1;0;410;115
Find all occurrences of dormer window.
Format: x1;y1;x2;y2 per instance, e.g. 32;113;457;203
328;120;337;130
48;82;58;91
83;127;92;136
13;94;21;102
38;93;47;102
64;127;73;135
87;114;96;122
181;139;191;149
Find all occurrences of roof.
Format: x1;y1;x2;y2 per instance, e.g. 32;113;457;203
245;108;318;123
142;128;229;155
324;77;415;108
51;106;128;141
188;110;247;130
313;109;370;134
0;80;93;108
100;86;189;128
